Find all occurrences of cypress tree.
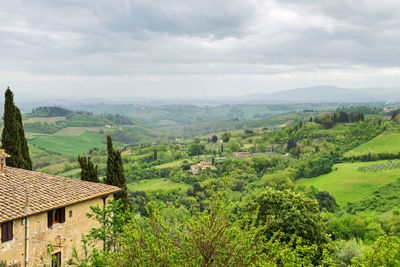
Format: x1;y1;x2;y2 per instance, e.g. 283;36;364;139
1;87;33;170
105;134;130;207
153;148;157;161
15;107;32;170
2;88;18;167
78;155;99;183
2;88;23;168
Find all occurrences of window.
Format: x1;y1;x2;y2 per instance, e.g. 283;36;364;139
47;207;65;228
69;210;72;218
1;221;13;242
51;252;61;267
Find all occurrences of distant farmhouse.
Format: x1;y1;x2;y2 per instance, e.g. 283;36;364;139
383;108;397;113
190;162;215;175
0;151;120;266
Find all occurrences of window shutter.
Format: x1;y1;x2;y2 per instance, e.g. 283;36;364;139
8;222;12;241
60;207;65;223
48;211;53;228
1;223;5;242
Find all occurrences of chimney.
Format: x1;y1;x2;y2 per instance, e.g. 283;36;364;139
0;149;10;175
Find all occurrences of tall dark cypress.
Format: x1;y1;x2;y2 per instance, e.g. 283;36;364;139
105;134;129;207
2;88;21;167
15;107;32;170
105;134;115;186
2;88;33;170
78;155;99;183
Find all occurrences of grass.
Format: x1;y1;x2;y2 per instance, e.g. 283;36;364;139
345;179;400;214
127;178;190;192
297;160;400;206
153;155;212;169
55;127;104;136
156;120;179;126
58;168;81;178
24;116;66;124
154;160;184;169
345;131;400;157
29;131;105;155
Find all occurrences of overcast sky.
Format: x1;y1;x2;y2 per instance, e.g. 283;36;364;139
0;0;399;99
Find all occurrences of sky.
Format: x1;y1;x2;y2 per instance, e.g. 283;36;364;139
0;0;399;100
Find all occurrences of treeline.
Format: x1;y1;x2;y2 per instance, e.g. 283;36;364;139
314;111;364;129
23;114;135;134
29;106;73;117
344;151;400;162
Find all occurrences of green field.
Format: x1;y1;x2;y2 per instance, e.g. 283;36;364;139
55;127;104;136
345;131;400;157
297;160;400;206
128;178;190;192
24;116;66;124
29;131;105;155
58;168;81;178
154;160;184;169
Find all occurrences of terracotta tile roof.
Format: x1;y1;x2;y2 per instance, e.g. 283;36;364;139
0;167;121;223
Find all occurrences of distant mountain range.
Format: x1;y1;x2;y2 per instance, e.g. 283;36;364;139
11;85;400;113
238;86;400;103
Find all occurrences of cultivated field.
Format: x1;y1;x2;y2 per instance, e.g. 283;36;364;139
30;131;105;155
297;160;400;206
24;116;66;124
55;126;105;136
345;131;400;157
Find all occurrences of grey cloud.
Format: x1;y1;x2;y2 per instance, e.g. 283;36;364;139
0;0;399;98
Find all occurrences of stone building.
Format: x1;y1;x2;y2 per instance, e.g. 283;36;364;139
0;152;120;267
190;162;215;175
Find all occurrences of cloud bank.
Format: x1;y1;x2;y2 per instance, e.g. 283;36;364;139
0;0;399;99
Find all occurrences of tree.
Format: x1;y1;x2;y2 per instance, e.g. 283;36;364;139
287;139;297;152
15;107;32;170
228;138;241;152
153;149;157;161
221;132;231;142
315;191;338;212
319;113;334;129
1;87;32;170
105;134;130;208
78;155;99;183
211;135;218;143
392;110;398;120
188;142;205;157
248;189;332;263
85;199;132;253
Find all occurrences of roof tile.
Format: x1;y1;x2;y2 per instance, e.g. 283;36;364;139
0;167;121;222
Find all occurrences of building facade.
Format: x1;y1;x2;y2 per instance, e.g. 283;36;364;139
0;160;120;266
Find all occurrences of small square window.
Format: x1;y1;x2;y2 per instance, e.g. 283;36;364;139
69;210;72;218
1;221;13;242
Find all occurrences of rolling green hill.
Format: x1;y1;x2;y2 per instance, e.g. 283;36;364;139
345;131;400;157
30;131;105;155
297;160;400;206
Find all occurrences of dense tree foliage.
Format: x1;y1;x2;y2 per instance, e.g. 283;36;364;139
78;155;99;183
1;87;32;169
105;134;130;208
